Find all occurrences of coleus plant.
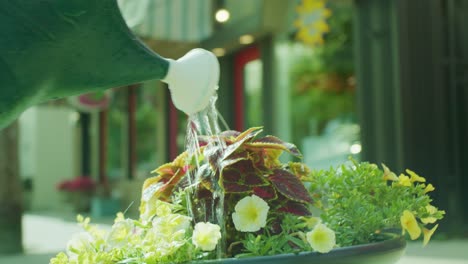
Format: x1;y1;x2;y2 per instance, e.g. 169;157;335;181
140;127;314;254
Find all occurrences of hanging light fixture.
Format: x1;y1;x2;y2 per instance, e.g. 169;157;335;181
215;0;230;23
215;8;230;23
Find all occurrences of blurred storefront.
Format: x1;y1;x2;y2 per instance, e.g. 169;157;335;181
18;0;361;216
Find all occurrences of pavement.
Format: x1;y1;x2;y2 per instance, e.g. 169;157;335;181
0;213;467;264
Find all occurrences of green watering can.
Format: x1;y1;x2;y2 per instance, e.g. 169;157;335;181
0;0;219;129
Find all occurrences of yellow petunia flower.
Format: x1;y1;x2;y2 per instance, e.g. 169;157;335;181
397;174;412;187
424;183;435;193
406;169;426;183
421;217;437;224
306;223;336;253
421;205;438;224
192;222;222;251
400;210;421;240
232;195;270;232
382;164;399;181
426;205;438;214
423;224;438;246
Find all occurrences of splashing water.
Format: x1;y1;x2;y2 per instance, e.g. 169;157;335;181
184;92;229;258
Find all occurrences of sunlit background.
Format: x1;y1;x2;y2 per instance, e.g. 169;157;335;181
1;0;468;263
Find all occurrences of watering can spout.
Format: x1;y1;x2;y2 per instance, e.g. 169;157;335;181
0;0;219;129
164;49;220;115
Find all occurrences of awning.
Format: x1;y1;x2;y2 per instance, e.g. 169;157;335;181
118;0;213;43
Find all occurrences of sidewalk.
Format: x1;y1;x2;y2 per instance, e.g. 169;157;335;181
400;240;468;264
1;213;467;264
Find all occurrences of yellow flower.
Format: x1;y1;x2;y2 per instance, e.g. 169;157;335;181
421;217;437;224
192;222;222;251
421;205;438;224
300;216;322;229
306;223;336;253
426;205;438;214
406;169;426;183
382;164;399;181
424;184;435;193
423;224;438;246
232;195;270;232
294;0;331;46
400;210;421;240
397;174;412;187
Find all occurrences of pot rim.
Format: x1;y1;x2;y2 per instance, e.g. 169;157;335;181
195;235;406;263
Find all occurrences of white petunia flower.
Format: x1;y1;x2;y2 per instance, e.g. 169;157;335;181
306;223;336;253
66;232;94;260
232;195;270;232
107;219;135;247
192;222;222;251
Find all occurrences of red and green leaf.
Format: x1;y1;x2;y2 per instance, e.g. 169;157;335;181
253;185;277;200
223;182;252;193
204;143;223;171
142;168;186;202
251;149;282;172
151;162;176;175
246;135;302;158
219;130;241;140
269;169;313;204
222;160;268;187
289;162;311;180
234;126;263;143
278;200;311;216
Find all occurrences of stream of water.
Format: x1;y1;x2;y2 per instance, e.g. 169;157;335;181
184;93;229;258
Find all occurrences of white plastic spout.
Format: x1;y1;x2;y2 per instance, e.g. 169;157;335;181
162;48;220;115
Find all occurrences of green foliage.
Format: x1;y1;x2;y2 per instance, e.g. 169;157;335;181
236;214;310;258
305;159;445;247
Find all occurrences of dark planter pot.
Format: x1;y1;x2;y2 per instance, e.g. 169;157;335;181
197;236;406;264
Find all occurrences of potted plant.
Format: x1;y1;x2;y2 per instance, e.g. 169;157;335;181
50;127;444;264
57;176;96;213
